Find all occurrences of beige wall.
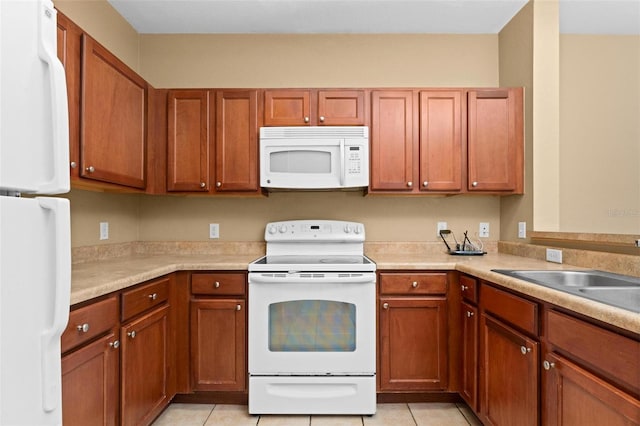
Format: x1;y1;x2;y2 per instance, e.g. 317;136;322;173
559;35;640;234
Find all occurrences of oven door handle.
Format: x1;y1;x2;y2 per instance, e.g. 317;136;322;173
249;274;375;284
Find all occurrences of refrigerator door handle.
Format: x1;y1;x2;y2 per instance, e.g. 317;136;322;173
37;0;70;194
38;198;71;412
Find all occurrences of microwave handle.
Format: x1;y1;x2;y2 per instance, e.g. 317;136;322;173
340;139;345;186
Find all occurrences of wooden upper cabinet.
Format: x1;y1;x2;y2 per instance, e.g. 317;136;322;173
214;90;259;192
264;89;366;126
167;90;210;192
81;35;147;189
467;88;524;193
56;12;82;180
370;90;415;191
419;90;463;192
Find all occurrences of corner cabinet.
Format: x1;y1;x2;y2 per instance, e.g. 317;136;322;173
378;272;449;391
467;88;524;193
459;275;478;411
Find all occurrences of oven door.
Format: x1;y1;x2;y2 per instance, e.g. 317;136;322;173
248;272;375;376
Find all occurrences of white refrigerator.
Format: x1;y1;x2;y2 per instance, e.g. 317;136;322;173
0;0;71;424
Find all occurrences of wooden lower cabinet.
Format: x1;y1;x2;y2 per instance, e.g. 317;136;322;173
190;299;246;391
61;332;120;426
460;301;478;410
120;304;171;425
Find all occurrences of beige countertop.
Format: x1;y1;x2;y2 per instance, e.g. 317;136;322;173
71;250;639;334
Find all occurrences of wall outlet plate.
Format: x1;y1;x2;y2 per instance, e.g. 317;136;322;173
518;222;527;238
479;222;489;238
209;223;220;239
437;221;448;237
99;222;109;240
546;248;563;263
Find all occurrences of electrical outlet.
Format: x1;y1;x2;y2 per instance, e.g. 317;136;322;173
99;222;109;240
546;248;563;263
209;223;220;239
518;222;527;238
479;222;490;238
636;239;640;248
437;221;448;237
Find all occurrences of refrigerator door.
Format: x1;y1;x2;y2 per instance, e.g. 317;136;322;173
0;0;69;194
0;196;71;425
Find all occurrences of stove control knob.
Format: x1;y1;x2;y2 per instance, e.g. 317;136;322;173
344;224;352;233
268;225;277;235
354;225;362;234
279;224;288;233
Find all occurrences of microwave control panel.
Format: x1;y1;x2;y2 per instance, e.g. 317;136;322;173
347;146;363;175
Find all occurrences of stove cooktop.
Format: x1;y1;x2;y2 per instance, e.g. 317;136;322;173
248;255;376;272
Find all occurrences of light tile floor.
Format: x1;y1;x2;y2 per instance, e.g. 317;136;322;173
152;403;483;426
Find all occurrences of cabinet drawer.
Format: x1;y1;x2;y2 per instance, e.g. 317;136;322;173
62;295;118;353
480;284;538;335
546;309;640;394
192;273;246;296
460;275;478;303
379;273;448;295
121;276;170;321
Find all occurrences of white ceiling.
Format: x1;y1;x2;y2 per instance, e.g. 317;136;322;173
108;0;640;35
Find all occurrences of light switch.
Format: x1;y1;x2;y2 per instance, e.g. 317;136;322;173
99;222;109;240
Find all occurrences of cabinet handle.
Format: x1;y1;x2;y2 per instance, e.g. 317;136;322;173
70;161;77;169
76;323;90;333
423;181;428;187
461;285;468;291
472;181;478;187
236;304;242;311
543;360;555;370
466;311;474;317
520;346;531;355
216;182;222;188
382;303;389;309
200;182;206;188
148;293;157;301
407;181;413;188
127;331;136;339
319;116;325;122
411;281;418;288
109;340;120;349
304;116;310;123
214;281;220;288
85;166;95;173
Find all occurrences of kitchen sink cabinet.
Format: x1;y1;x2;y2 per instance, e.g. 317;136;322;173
190;272;247;392
467;88;524;193
478;283;539;426
167;90;210;192
378;272;449;391
263;89;366;126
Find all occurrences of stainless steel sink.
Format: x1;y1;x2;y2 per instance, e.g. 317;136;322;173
492;269;640;312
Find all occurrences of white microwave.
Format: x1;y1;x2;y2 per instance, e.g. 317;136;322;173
259;126;369;190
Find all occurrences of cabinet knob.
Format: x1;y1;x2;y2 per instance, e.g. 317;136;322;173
76;323;90;333
70;161;77;169
520;346;531;355
236;304;242;311
86;166;95;173
304;116;310;123
319;116;325;122
148;293;157;301
461;285;468;291
200;182;206;188
407;181;413;188
423;181;428;187
216;182;222;188
543;360;556;370
127;331;136;339
382;303;389;309
109;340;120;349
214;281;220;288
412;281;418;288
466;311;474;317
472;181;478;187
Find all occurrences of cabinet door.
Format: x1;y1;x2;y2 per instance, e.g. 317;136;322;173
56;12;82;181
467;88;523;193
419;90;462;191
317;90;365;126
264;89;311;126
215;90;259;192
121;305;170;426
190;299;246;391
460;301;478;411
62;332;119;426
379;297;448;391
370;90;415;191
543;352;640;426
81;35;146;189
479;314;538;426
167;90;210;192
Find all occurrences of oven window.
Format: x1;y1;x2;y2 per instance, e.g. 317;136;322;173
268;300;356;352
270;150;331;174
